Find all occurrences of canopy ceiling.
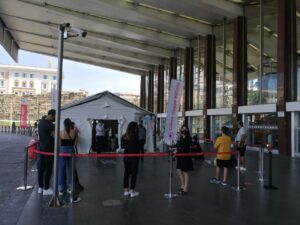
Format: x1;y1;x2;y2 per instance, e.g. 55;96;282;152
0;0;299;77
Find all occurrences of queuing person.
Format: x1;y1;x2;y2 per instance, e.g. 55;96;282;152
32;121;39;141
138;121;146;161
235;121;247;171
96;121;105;153
58;118;81;202
210;126;232;186
121;122;141;198
37;109;55;195
191;135;204;160
175;125;193;195
71;121;84;191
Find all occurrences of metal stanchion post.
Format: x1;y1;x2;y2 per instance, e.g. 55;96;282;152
232;151;245;191
70;153;75;204
164;147;178;199
17;147;33;191
264;148;278;190
258;145;265;182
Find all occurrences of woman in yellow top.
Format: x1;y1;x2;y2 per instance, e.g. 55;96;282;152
210;126;232;186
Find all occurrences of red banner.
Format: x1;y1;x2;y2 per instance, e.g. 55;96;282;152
20;99;28;128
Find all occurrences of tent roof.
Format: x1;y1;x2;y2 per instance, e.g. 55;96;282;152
61;90;153;114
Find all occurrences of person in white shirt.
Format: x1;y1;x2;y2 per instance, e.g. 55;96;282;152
235;121;247;171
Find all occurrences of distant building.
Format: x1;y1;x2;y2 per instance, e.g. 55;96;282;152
114;92;140;106
0;64;58;96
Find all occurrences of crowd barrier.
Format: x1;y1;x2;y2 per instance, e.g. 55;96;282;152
17;143;277;206
0;125;34;136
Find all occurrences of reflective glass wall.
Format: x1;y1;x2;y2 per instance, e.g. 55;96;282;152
246;1;278;105
297;0;300;100
190;116;204;140
176;49;185;112
163;59;170;111
192;37;204;110
244;113;278;149
214;19;233;108
211;115;232;141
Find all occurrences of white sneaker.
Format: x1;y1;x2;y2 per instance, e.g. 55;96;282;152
130;191;140;198
240;167;247;171
124;191;130;197
73;197;81;203
43;188;53;195
59;191;64;196
38;188;43;194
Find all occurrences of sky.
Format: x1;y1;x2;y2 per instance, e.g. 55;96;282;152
0;46;140;95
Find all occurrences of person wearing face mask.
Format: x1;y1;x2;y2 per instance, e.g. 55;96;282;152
174;125;193;195
37;109;56;195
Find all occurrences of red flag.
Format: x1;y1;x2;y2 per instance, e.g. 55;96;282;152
20;99;28;128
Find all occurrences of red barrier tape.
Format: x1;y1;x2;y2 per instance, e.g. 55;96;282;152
34;150;238;158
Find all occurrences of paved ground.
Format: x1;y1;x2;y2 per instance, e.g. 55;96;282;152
1;133;300;225
0;133;32;225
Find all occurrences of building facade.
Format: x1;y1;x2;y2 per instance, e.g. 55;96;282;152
0;64;57;96
140;0;300;158
114;92;140;106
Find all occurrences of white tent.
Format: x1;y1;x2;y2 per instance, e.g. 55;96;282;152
61;91;154;154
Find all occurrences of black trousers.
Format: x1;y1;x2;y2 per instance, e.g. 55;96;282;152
96;136;105;153
123;158;139;189
37;154;53;190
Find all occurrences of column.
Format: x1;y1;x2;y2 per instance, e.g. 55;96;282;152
184;47;194;112
140;75;146;108
203;35;216;140
169;57;177;82
148;71;154;112
277;0;296;155
157;65;164;113
232;16;247;134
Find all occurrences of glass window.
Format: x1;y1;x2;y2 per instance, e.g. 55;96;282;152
192;37;204;110
211;115;233;141
246;1;278;105
190;116;204;140
53;76;57;80
22;73;26;78
22;81;26;88
214;19;233;108
30;74;34;78
43;83;47;89
14;80;19;87
43;75;47;79
0;80;3;86
15;73;19;77
29;81;34;88
1;72;4;76
297;0;300;100
163;60;170;111
244;113;278;149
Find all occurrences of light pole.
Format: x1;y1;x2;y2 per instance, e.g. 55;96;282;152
50;23;87;207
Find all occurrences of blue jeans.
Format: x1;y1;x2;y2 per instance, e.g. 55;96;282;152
58;146;74;192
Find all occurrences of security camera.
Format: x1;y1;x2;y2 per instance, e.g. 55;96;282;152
70;27;87;38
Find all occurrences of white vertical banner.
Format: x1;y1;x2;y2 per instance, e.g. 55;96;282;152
51;88;57;109
163;79;184;145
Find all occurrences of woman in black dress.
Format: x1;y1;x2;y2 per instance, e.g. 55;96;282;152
121;122;141;198
175;125;193;194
